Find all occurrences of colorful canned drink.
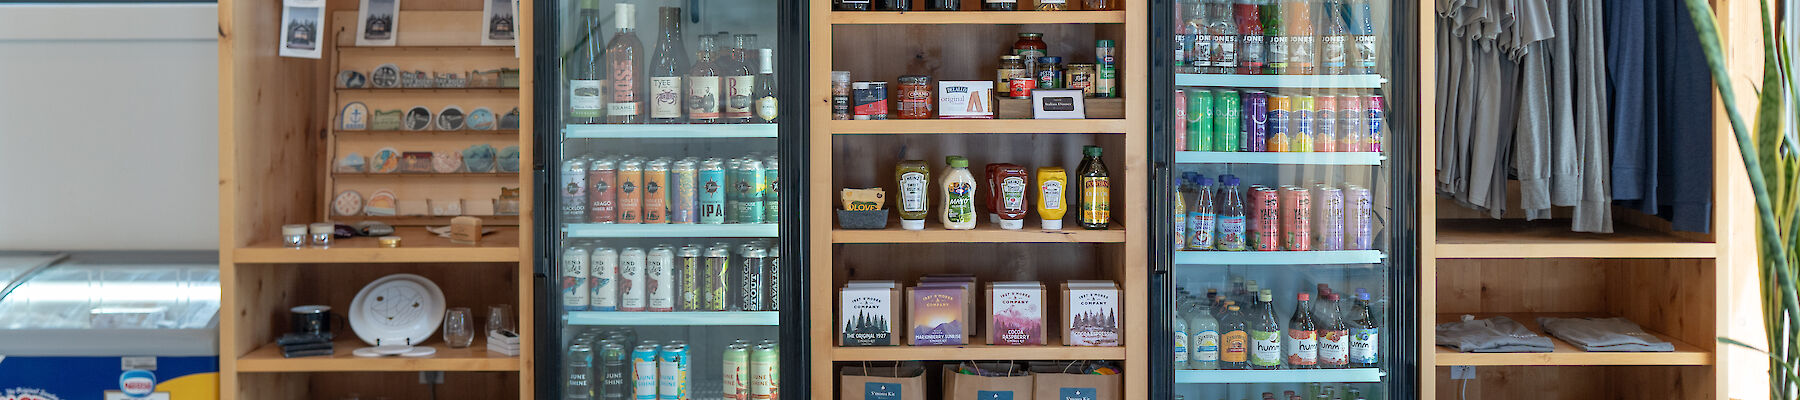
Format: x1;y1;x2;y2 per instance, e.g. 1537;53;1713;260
599;341;629;400
657;344;689;400
1280;186;1312;251
1314;95;1339;152
723;158;742;223
563;244;590;310
618;158;645;224
619;247;647;312
1293;95;1315;152
671;158;698;224
631;345;659;400
703;245;731;311
563;158;590;221
1266;94;1291;152
590;246;619;311
1314;186;1345;251
1347;186;1374;250
764;245;780;311
1244;91;1269;152
749;343;778;400
1366;94;1385;152
566;344;595;400
1193;90;1215;151
677;245;701;311
1341;93;1365;152
1216;90;1241;152
763;156;779;223
1251;187;1281;251
723;344;751;400
739;244;766;311
1175;89;1188;151
643;159;670;224
737;158;767;224
647;246;675;312
589;157;618;223
699;159;728;224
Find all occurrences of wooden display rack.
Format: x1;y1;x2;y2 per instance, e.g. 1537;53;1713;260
807;0;1149;398
217;0;536;397
1414;0;1753;397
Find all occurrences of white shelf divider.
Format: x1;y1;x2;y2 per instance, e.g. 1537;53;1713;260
564;123;779;139
1173;368;1385;384
564;311;780;326
1174;250;1385;265
1176;74;1387;89
1175;151;1385;166
564;223;779;238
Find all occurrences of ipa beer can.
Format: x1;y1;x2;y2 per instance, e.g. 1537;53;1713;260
646;246;675;312
618;158;645;224
699;159;728;224
1266;94;1291;152
1280;186;1313;251
1314;95;1339;152
762;156;779;223
563;158;590;221
563;244;590;310
643;158;670;224
739;245;766;311
1315;185;1346;251
657;344;689;400
631;345;659;400
619;247;647;312
589;157;619;223
704;245;731;311
671;158;699;224
1293;95;1315;152
590;246;619;311
677;245;701;311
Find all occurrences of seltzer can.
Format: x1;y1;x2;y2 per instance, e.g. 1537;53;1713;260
1280;186;1313;251
739;244;767;311
1267;94;1291;152
563;158;590;221
631;345;659;400
1347;186;1374;250
1366;94;1385;152
1251;187;1282;251
599;341;629;400
703;245;731;311
1175;89;1189;151
643;158;671;224
677;245;701;311
589;157;619;223
590;246;619;311
619;247;647;311
1314;95;1339;152
749;343;778;400
699;159;728;224
671;159;699;223
618;158;645;224
566;344;595;400
1293;95;1315;152
657;344;689;400
1314;186;1346;251
723;344;751;400
563;244;589;310
1342;93;1366;153
1216;90;1241;152
737;158;767;224
646;246;675;312
1192;90;1214;151
1245;91;1269;152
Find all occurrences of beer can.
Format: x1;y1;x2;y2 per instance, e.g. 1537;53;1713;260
749;343;778;400
643;158;671;224
1314;186;1346;251
1314;95;1340;152
1175;89;1188;151
724;158;742;223
599;341;629;400
1366;94;1385;152
619;247;647;312
618;158;645;224
723;344;751;400
1245;91;1269;152
1193;89;1215;152
563;158;590;221
1293;95;1315;152
567;344;595;400
1266;94;1291;152
764;245;780;311
671;159;698;224
590;246;619;311
563;244;590;310
1341;93;1365;153
657;344;689;400
1347;186;1374;250
739;244;766;311
1251;187;1281;251
1215;90;1241;153
631;345;659;400
737;158;767;224
1280;186;1312;251
699;159;728;224
589;157;619;223
703;245;731;311
647;246;675;312
677;245;701;311
763;156;779;222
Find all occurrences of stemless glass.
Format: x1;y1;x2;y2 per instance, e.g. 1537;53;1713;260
485;304;515;335
443;307;474;348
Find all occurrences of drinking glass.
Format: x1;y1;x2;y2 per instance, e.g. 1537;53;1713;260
443;307;474;348
485;304;515;335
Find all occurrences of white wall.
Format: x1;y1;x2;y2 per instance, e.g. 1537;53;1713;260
0;4;219;251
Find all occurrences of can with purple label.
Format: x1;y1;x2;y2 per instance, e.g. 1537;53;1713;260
1244;91;1269;152
1314;185;1345;251
1347;185;1374;250
1366;94;1385;152
1280;186;1311;251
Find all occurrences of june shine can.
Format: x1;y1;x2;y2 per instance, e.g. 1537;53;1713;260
590;246;619;311
643;159;670;224
631;345;659;400
671;159;698;223
749;343;778;400
1245;91;1269;152
722;344;750;400
1293;95;1315;152
1314;95;1339;152
588;157;618;223
703;245;731;311
619;247;647;312
1280;186;1312;251
1347;185;1374;250
699;159;728;224
1216;90;1241;152
563;244;589;310
618;158;645;224
563;158;589;221
1250;187;1281;251
737;158;767;224
739;245;767;311
1314;185;1346;251
1266;94;1291;152
647;246;675;312
1192;90;1215;151
599;341;629;400
657;344;689;400
677;245;701;311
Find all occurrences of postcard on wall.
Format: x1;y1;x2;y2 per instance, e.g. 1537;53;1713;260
356;0;401;47
278;0;325;59
482;0;517;47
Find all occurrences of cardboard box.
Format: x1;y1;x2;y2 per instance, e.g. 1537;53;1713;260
987;281;1046;345
1062;281;1121;346
840;283;900;346
908;285;967;345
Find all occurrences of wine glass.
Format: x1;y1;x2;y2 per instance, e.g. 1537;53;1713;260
443;307;474;348
486;304;515;335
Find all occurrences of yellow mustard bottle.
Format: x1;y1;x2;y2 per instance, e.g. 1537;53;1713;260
1035;167;1068;230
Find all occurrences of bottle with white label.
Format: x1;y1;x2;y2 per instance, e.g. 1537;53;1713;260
603;3;643;124
1188;295;1221;369
1249;289;1282;369
1174;306;1190;367
939;156;978;230
1349;291;1380;367
567;0;606;125
752;48;778;124
896;160;930;230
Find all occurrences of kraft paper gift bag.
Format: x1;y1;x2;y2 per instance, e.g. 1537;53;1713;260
839;363;926;400
1030;373;1121;400
943;364;1034;400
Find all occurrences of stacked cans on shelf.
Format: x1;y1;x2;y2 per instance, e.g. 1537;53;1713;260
1174;89;1385;153
562;241;779;312
565;327;780;400
1178;173;1374;252
560;154;779;225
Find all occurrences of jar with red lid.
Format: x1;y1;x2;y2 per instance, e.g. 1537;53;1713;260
1013;33;1048;79
896;75;934;119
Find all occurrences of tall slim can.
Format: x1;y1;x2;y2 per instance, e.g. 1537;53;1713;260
737;158;767;224
722;344;751;400
643;158;671;224
670;158;698;223
703;245;731;310
1314;95;1340;152
739;245;766;311
676;245;701;311
1266;94;1290;152
1216;90;1241;152
724;158;742;223
563;158;590;221
1192;90;1215;151
1314;186;1345;250
1245;91;1269;152
763;156;780;222
657;344;689;400
618;158;645;224
1293;95;1315;152
563;244;590;310
646;246;675;312
764;245;780;311
589;157;619;223
749;343;778;400
1280;186;1312;251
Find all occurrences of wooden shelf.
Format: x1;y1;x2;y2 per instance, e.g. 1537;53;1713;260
834;218;1123;243
336;87;518;94
1435;219;1715;259
237;338;520;372
333;172;519;178
830;10;1127;25
1174;151;1385;166
233;227;521;264
833;341;1125;361
1432;313;1712;366
830;119;1130;134
335;129;520;136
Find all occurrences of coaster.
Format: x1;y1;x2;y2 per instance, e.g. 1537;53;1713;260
404;106;432;131
370;64;400;88
400;151;434;173
434;71;467;88
365;190;398;216
433;151;463;173
401;70;433;88
371;109;403;130
339;102;369;130
336;152;366;173
332;190;364;217
371;147;401;173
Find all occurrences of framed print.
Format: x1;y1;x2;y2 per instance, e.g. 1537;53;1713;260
481;0;517;46
356;0;400;47
278;0;324;59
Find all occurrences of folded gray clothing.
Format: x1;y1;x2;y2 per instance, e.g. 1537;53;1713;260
1538;317;1675;352
1436;315;1557;353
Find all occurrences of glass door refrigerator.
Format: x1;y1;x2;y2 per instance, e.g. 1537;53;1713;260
1148;0;1421;397
534;0;807;398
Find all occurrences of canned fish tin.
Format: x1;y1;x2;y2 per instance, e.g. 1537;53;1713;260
724;158;742;223
563;244;590;310
736;158;766;224
723;344;751;400
647;246;675;312
563;158;590;221
1314;95;1340;152
657;344;689;400
589;157;618;223
1346;186;1374;250
1341;94;1365;153
699;159;728;224
618;158;645;224
643;158;670;224
590;246;619;311
703;245;731;311
599;341;629;400
762;156;779;223
764;245;779;311
677;245;701;311
1216;90;1242;152
1250;187;1281;251
619;247;647;312
1067;63;1096;96
1245;91;1269;152
1366;94;1385;152
1280;186;1312;251
1266;94;1291;152
1293;95;1315;152
749;343;778;400
631;345;659;400
1314;186;1345;251
671;158;698;223
739;245;766;311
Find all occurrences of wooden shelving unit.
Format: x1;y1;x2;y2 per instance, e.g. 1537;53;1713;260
1430;313;1713;367
219;1;535;398
811;2;1147;398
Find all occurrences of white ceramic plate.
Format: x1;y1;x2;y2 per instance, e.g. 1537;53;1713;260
348;273;446;347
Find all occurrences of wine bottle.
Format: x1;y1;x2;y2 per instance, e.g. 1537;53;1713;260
724;34;757;123
567;0;605;125
604;3;644;124
752;48;778;124
686;34;722;124
648;6;687;123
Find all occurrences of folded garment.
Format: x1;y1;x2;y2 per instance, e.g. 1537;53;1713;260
1538;317;1675;352
1436;315;1557;353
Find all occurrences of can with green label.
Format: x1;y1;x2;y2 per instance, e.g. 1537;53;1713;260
1216;90;1241;153
1189;90;1215;151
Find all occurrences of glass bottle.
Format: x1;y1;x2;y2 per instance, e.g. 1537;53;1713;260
605;3;643;124
1261;0;1285;75
1284;0;1315;75
1207;0;1239;74
752;48;778;124
1320;0;1351;75
1348;291;1379;367
1075;145;1110;230
1188;174;1216;250
985;0;1018;11
1234;0;1265;74
836;0;871;11
568;0;605;125
1189;295;1221;369
1174;303;1190;369
1013;33;1048;80
1347;0;1376;74
1219;303;1249;370
1249;289;1280;369
1216;174;1246;250
1317;291;1350;368
724;34;757;124
648;6;687;124
1287;293;1318;368
877;0;912;11
1036;0;1066;10
686;35;722;124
